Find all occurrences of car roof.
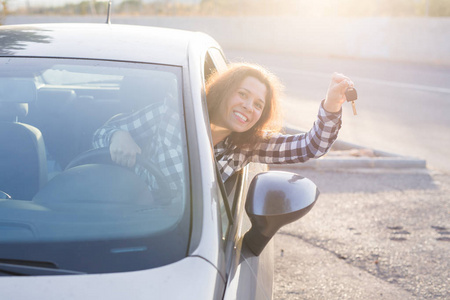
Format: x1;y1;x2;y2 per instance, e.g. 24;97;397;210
0;23;218;66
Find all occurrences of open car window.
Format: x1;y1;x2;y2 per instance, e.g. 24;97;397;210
0;57;190;274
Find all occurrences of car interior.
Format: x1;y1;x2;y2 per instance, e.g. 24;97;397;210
0;61;182;202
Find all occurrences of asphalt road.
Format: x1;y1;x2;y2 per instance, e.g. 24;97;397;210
226;50;450;173
225;51;450;299
269;167;449;300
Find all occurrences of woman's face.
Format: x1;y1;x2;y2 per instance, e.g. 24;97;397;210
212;76;267;133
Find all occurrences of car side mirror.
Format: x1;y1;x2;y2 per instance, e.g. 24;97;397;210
243;171;319;256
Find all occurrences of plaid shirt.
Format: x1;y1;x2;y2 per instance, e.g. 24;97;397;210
93;101;341;190
92;103;184;194
215;102;342;182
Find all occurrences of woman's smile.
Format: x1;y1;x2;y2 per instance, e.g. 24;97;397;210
233;110;248;123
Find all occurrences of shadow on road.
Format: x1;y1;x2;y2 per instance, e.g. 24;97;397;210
269;166;439;194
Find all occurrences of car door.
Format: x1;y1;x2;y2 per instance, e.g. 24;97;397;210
221;163;274;300
201;48;274;300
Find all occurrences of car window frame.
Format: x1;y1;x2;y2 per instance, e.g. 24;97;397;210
202;47;237;241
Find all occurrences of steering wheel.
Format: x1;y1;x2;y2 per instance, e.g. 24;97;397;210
65;147;173;198
0;190;11;199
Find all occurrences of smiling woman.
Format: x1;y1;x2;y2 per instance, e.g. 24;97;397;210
203;63;351;183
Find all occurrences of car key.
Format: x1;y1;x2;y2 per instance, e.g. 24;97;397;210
345;87;358;115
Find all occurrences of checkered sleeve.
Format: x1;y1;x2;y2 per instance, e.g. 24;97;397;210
248;101;342;164
134;110;184;193
92;103;184;197
92;103;166;148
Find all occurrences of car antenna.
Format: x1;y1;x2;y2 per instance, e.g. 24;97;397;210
106;0;112;24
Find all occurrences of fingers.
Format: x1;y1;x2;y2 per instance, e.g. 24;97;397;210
324;72;354;113
332;72;354;90
111;149;136;167
110;146;141;168
109;130;141;168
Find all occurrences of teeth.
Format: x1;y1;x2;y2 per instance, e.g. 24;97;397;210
234;111;247;122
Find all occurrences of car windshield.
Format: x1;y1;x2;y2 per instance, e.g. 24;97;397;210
0;57;190;275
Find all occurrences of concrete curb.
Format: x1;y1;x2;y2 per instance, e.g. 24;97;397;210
273;125;427;170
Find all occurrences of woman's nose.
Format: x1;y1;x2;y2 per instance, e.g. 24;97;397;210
242;98;253;112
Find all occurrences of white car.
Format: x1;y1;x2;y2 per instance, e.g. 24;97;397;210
0;23;319;299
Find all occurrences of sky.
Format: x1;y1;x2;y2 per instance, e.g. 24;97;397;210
11;0;106;9
10;0;199;10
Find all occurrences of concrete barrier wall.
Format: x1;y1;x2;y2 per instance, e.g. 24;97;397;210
6;15;450;66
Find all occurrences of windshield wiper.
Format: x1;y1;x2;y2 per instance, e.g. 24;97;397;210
0;262;85;276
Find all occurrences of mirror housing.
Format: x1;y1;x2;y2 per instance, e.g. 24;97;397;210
243;171;319;256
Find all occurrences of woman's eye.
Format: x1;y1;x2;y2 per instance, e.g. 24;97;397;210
238;91;247;98
255;102;263;110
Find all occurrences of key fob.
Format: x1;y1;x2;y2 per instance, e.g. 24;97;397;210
345;88;357;102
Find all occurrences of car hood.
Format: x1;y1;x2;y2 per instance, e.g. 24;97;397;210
0;256;224;300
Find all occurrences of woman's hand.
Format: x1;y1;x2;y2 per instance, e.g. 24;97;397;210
109;130;142;168
324;72;354;113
